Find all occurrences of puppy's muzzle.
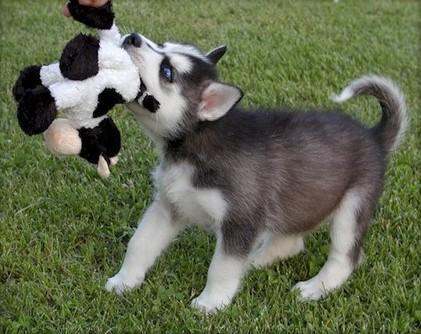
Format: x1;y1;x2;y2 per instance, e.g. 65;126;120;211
123;33;142;48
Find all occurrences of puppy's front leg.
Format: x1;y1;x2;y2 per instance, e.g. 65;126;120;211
191;236;248;314
106;197;183;294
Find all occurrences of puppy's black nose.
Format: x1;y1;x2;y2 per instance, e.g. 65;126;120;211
123;33;142;48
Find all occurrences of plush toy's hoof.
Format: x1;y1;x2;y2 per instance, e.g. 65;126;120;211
110;156;119;166
17;86;57;135
78;117;121;164
97;155;111;178
43;119;82;155
13;65;42;102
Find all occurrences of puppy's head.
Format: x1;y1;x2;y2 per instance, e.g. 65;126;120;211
122;33;243;140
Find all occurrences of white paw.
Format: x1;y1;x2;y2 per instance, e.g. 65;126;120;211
105;273;143;295
191;293;231;314
293;278;325;301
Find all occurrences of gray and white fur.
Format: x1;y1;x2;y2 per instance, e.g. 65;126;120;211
105;33;408;313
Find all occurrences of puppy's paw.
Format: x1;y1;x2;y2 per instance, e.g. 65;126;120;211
191;292;231;314
293;278;325;301
105;273;143;295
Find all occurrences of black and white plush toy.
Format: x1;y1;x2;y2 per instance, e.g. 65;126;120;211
13;0;141;177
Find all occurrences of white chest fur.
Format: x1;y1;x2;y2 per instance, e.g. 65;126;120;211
153;162;227;228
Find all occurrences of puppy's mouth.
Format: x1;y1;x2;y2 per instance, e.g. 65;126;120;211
134;81;160;114
122;33;161;114
135;81;146;100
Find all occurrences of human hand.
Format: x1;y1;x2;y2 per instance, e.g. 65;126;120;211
64;0;110;17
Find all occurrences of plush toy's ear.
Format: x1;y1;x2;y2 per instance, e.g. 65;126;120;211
198;82;243;122
206;45;227;65
17;86;57;135
60;34;100;81
67;0;115;30
13;65;42;102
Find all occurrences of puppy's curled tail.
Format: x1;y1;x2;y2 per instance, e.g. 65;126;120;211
331;75;408;154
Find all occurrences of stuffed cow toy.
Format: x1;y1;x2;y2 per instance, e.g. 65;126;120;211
13;0;141;177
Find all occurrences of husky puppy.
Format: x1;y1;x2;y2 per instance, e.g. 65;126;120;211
105;33;407;313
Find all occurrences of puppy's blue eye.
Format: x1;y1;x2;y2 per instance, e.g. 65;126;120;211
161;65;173;82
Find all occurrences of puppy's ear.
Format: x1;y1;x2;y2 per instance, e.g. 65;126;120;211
206;45;227;65
198;82;243;121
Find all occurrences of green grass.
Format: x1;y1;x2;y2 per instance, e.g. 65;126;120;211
1;0;420;332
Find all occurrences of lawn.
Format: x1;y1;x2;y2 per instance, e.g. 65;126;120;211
0;0;420;333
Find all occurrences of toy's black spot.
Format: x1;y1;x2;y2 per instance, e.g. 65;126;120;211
136;81;147;100
78;117;121;165
135;90;143;101
135;81;147;102
93;88;125;118
60;34;99;81
17;86;57;136
143;95;160;113
13;65;42;102
68;0;115;30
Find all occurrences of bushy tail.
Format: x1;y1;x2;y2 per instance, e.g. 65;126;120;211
331;75;408;153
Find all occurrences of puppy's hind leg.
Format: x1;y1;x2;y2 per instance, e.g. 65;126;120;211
293;189;373;301
251;234;304;268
